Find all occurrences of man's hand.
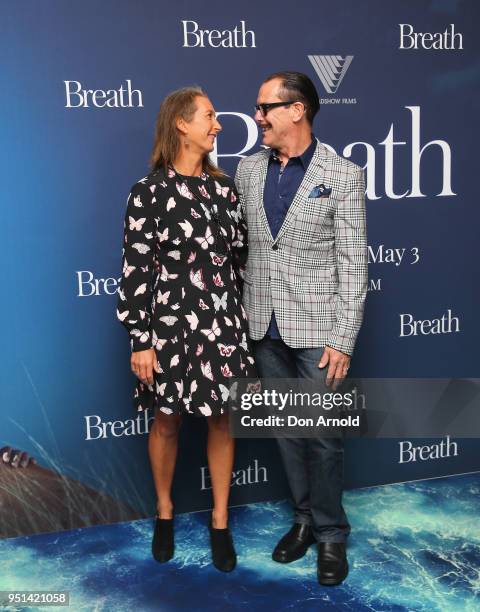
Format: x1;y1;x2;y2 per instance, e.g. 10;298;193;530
318;346;351;389
131;348;161;386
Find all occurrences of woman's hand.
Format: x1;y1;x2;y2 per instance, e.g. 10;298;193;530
131;348;161;385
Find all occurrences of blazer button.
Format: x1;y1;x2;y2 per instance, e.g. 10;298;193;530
272;244;278;250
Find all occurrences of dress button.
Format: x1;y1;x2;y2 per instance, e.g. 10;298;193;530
272;244;278;250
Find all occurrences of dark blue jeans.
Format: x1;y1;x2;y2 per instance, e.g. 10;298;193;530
252;337;350;543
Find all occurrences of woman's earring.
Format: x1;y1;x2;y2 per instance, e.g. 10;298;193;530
184;136;189;147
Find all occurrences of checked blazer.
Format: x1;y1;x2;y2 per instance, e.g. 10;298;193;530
235;139;368;355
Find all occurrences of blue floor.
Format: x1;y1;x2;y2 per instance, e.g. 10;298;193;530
1;473;480;611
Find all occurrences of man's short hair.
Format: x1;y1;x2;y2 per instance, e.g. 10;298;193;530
264;71;320;125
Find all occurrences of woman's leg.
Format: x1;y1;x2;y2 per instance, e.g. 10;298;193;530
148;410;182;518
207;414;234;529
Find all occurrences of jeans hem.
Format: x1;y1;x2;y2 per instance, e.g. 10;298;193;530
315;536;349;544
294;516;312;526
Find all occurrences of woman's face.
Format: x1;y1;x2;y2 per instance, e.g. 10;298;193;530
182;96;222;155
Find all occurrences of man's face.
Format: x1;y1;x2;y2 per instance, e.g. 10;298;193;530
254;78;295;150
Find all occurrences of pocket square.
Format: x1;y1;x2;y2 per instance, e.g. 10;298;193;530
309;184;332;198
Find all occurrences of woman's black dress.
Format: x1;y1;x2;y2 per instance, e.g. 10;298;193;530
117;167;254;416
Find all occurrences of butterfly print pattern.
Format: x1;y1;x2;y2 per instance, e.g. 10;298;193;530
117;168;254;416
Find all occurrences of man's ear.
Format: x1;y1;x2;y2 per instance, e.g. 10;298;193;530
291;102;307;124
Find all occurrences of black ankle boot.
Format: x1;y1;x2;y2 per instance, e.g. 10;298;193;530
152;517;174;563
208;519;237;572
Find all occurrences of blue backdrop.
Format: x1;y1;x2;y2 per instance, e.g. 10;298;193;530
2;0;479;529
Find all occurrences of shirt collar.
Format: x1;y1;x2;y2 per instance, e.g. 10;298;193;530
270;135;316;169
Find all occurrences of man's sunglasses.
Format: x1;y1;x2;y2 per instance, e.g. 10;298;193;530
254;100;298;116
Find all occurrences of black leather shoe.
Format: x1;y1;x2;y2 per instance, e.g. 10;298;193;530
209;521;237;572
152;517;174;563
272;523;316;563
317;542;348;586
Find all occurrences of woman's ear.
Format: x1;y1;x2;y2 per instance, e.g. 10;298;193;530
176;116;188;136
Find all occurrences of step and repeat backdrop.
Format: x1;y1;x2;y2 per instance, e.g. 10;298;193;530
2;0;479;536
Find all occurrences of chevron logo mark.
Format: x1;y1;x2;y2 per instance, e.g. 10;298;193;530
308;55;354;94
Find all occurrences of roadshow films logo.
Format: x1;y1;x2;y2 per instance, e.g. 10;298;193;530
308;55;356;105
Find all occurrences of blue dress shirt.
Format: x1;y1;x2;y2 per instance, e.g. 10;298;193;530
264;138;317;339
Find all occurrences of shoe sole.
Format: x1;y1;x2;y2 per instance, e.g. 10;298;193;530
272;544;314;564
272;540;315;563
317;564;349;586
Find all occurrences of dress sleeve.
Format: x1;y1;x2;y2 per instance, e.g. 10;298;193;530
229;182;248;283
117;181;157;352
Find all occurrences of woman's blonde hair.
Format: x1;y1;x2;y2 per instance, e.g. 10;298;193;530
150;86;223;177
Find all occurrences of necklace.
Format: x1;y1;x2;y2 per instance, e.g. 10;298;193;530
170;166;229;257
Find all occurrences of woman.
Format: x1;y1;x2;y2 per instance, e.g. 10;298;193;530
117;87;254;572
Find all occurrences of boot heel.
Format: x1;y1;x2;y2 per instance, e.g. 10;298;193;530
209;519;237;572
152;517;174;563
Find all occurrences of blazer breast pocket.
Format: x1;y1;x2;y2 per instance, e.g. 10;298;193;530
298;197;335;227
305;194;336;207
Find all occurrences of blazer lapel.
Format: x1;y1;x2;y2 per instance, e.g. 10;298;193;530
274;140;329;243
253;151;273;240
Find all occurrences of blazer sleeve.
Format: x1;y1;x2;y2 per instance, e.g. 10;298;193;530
116;181;157;352
326;166;368;356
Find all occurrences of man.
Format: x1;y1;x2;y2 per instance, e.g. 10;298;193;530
235;72;367;585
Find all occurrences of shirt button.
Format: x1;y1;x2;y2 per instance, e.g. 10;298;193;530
272;244;278;250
